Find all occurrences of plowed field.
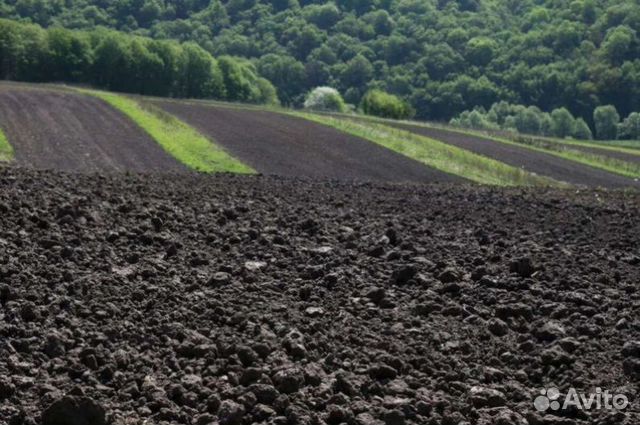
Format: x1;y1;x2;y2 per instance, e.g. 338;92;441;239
154;101;462;183
0;86;185;172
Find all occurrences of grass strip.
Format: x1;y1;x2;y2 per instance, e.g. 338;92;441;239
521;135;640;153
0;128;14;162
316;110;640;162
587;139;640;150
369;116;640;176
450;128;640;180
352;112;640;180
79;89;254;174
293;112;561;187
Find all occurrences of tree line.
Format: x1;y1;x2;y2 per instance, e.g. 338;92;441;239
0;18;278;104
2;0;640;126
450;101;640;140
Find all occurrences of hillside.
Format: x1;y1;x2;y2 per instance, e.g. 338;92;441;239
0;84;188;172
2;82;640;187
1;0;639;124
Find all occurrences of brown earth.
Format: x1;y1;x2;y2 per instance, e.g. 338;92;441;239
0;166;639;425
153;101;462;183
384;122;640;189
0;86;186;173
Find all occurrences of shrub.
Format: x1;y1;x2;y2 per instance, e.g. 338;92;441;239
303;86;346;112
573;118;593;140
618;112;640;140
360;89;413;119
550;108;576;138
594;105;620;140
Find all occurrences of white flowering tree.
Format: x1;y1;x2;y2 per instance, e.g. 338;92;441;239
303;87;347;112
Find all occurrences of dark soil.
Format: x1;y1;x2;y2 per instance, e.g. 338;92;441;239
153;101;462;183
0;86;185;173
0;166;638;425
386;123;640;189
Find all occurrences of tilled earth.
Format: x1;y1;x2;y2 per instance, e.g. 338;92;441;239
382;122;640;189
153;101;460;184
0;167;639;425
0;85;185;173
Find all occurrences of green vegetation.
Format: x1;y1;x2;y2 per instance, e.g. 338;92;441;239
618;113;640;140
449;126;640;180
451;100;640;143
449;101;640;141
294;113;559;187
361;89;413;119
335;109;640;177
81;89;253;174
511;136;640;179
3;2;640;124
0;128;13;162
583;139;640;151
521;136;640;155
451;101;595;139
594;105;620;140
303;87;347;112
0;19;277;103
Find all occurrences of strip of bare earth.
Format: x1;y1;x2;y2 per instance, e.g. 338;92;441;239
79;89;254;174
293;112;561;187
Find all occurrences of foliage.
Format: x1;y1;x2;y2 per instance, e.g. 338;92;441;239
0;19;278;103
573;118;593;140
618;112;640;140
217;56;279;104
4;1;640;122
551;108;576;139
256;54;305;105
82;89;254;173
361;89;413;119
452;101;601;140
303;86;346;112
593;105;620;140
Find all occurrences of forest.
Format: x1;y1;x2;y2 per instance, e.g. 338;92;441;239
0;18;278;103
1;0;640;131
450;101;640;140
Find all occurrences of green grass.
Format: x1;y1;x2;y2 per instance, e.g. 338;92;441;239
455;129;640;180
589;139;640;150
350;112;640;180
499;132;640;154
0;128;13;162
389;120;640;177
78;89;254;174
318;109;640;163
293;112;561;187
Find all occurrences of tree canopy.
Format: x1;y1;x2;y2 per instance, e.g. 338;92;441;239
0;19;278;103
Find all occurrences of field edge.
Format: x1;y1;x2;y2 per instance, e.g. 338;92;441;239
78;89;255;174
0;127;14;162
312;111;640;180
292;112;562;187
